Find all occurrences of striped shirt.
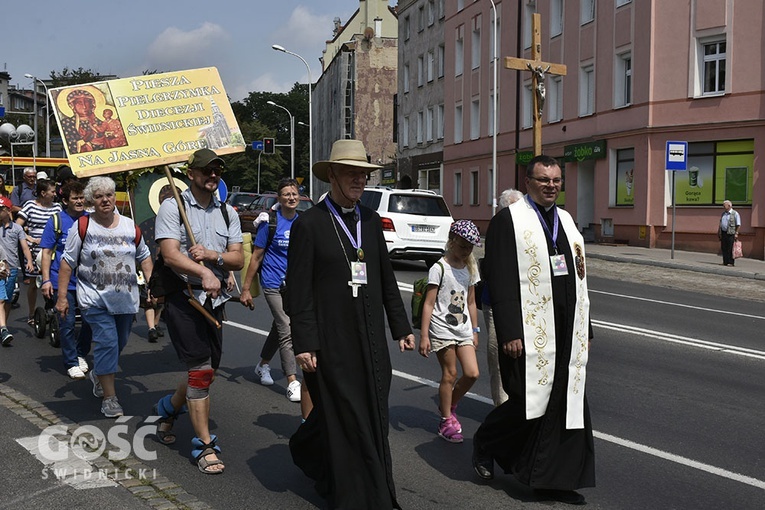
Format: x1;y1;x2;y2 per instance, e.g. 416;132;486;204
17;201;62;259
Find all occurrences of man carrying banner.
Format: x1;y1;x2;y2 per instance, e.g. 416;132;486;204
472;155;595;505
153;148;243;474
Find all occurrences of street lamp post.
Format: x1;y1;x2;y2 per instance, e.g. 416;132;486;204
272;44;313;200
488;1;498;217
267;100;295;179
25;74;50;157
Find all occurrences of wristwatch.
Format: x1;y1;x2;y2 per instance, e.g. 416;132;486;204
472;327;481;333
216;252;225;267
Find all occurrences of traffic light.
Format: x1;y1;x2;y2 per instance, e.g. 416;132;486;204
263;137;275;154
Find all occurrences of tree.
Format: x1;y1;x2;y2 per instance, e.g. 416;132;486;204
232;83;311;191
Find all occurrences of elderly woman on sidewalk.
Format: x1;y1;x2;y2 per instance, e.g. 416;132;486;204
56;176;153;418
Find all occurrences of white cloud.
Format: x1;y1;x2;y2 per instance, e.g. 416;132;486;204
146;22;231;70
272;6;338;53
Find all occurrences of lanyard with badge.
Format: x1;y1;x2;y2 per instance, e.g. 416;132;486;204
326;199;367;297
529;197;568;277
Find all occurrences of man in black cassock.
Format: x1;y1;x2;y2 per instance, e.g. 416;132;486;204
286;139;416;509
473;155;595;506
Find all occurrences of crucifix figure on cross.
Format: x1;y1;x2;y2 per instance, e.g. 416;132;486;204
505;13;567;155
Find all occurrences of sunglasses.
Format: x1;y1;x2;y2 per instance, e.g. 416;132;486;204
194;165;224;177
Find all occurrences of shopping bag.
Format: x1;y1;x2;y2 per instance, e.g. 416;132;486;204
732;240;743;259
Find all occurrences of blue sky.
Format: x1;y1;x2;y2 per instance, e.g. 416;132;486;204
5;0;394;101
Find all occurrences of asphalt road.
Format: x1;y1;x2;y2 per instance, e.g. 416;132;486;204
1;260;763;509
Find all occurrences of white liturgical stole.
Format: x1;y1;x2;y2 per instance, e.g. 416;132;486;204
509;197;590;429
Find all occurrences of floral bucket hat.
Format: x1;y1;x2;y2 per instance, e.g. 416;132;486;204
450;219;482;247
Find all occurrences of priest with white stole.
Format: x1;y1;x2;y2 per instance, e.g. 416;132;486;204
472;155;595;506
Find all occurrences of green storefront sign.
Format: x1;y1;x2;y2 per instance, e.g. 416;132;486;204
564;140;606;162
515;151;534;166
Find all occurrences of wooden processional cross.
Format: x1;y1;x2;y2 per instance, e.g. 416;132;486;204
505;13;567;156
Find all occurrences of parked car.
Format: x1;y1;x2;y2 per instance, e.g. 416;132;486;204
360;187;453;266
226;192;259;211
238;191;314;233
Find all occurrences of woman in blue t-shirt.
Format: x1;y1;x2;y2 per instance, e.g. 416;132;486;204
240;178;311;416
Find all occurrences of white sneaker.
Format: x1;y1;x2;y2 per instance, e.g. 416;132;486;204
77;357;89;373
67;366;86;380
286;380;301;402
255;363;274;386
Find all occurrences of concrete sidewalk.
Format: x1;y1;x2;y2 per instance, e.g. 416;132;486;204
584;243;765;281
472;242;765;281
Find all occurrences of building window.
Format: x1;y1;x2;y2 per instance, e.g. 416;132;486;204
615;148;635;206
681;140;753;206
454;104;463;143
551;0;563;37
455;26;464;76
404;16;410;40
427;51;435;82
702;39;726;95
437;44;445;78
454;171;463;205
418;6;425;32
402;116;410;147
470;99;480;140
548;77;563;122
523;3;534;49
581;0;595;24
417;110;424;144
438;0;445;19
487;167;494;205
471;16;481;70
616;0;631;7
428;0;435;26
580;65;595;116
437;104;445;139
522;83;533;128
470;170;480;205
615;52;632;107
426;106;434;141
417;55;424;87
457;0;464;11
403;64;410;93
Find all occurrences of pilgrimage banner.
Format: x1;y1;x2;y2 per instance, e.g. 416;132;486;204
49;67;245;177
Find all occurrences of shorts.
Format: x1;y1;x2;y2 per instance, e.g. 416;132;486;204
0;268;19;301
165;291;225;369
430;336;475;353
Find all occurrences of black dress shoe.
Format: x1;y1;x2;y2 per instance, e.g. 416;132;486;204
472;444;494;480
535;489;586;505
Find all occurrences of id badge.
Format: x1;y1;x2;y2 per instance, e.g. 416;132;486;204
352;262;368;284
551;254;568;276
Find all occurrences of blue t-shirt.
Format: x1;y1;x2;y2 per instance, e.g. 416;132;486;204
40;210;87;291
254;210;296;289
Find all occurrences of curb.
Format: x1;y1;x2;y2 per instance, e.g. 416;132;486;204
0;384;212;510
586;252;765;281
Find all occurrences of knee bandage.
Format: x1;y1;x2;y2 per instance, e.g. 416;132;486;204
187;365;214;400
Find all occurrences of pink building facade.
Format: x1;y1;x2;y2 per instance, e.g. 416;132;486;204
443;0;764;259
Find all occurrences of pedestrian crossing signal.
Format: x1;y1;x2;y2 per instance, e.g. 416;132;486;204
263;138;275;154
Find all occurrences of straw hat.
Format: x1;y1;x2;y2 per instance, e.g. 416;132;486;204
312;139;381;182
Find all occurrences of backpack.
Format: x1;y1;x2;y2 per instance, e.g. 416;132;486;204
411;261;444;329
74;214;142;265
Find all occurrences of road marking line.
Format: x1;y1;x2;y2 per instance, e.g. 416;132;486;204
593;320;765;360
593;432;765;491
226;319;765;490
590;289;765;320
